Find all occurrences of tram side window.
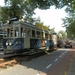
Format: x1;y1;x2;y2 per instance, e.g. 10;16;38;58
45;33;48;39
3;32;6;37
21;28;23;37
32;30;35;37
0;38;3;43
7;28;14;37
11;30;13;37
26;29;31;37
36;31;41;38
15;27;19;37
7;28;10;37
21;28;26;37
10;27;14;37
48;34;51;40
23;30;26;37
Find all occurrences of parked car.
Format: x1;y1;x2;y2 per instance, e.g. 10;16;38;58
64;40;72;48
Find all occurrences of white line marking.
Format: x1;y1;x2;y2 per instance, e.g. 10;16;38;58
64;50;67;54
59;55;62;57
60;51;68;58
62;53;65;55
0;53;4;54
46;64;52;68
55;58;58;61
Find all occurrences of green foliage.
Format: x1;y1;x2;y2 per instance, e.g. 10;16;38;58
1;1;75;24
58;30;67;39
0;7;9;23
1;0;75;29
62;5;75;38
4;0;25;17
67;20;75;38
62;17;74;27
26;0;51;9
0;0;36;23
26;0;75;9
50;28;55;33
62;13;75;38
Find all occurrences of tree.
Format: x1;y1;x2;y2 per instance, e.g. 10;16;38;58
1;0;75;24
50;28;55;33
66;20;75;38
62;5;75;38
26;0;75;9
0;0;36;23
58;30;67;39
62;15;75;38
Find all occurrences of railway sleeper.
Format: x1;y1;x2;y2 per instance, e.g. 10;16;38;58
0;60;17;69
0;58;5;62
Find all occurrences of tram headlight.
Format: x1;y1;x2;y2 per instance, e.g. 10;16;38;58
9;42;12;45
6;43;8;45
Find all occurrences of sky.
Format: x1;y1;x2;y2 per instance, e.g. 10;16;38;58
33;7;67;33
0;0;67;33
0;0;5;6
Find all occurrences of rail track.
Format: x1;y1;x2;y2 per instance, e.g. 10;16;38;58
0;50;47;69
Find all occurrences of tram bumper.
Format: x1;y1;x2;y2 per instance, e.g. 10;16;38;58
4;45;23;54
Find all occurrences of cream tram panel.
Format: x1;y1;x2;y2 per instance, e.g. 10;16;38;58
21;25;31;48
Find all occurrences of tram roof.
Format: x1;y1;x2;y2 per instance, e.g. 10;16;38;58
4;21;49;33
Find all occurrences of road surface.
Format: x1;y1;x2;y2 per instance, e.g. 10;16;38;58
0;48;74;75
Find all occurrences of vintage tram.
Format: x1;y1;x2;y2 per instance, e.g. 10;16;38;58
3;21;55;55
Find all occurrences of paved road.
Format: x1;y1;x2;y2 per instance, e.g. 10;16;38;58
0;48;71;75
20;48;69;72
47;48;75;75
